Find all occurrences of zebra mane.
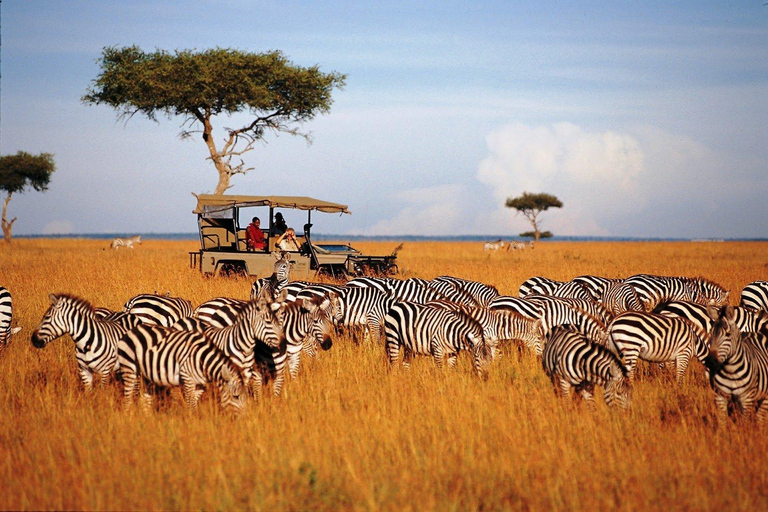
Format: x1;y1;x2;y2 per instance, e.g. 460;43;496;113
52;293;96;315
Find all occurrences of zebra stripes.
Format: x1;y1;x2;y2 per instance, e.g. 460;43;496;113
193;297;247;328
31;293;133;390
542;325;630;409
384;302;493;378
740;281;768;312
624;274;728;311
110;235;141;249
123;293;194;327
117;324;245;412
706;305;768;421
600;282;644;316
655;301;768;335
519;277;564;298
607;311;710;383
250;252;292;300
430;276;499;307
333;287;394;344
572;275;623;302
0;286;21;353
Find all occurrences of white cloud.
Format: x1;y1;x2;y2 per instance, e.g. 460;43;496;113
43;220;75;235
365;184;466;236
477;122;645;236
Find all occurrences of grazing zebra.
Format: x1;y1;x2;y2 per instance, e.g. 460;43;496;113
655;301;768;335
518;276;565;298
426;301;544;355
348;277;443;304
531;298;609;352
508;241;534;250
740;281;768;312
572;275;624;302
384;302;493;378
706;305;768;422
551;281;593;301
542;325;630;409
0;286;22;354
117;324;245;412
489;295;543;320
607;311;710;383
600;282;645;316
123;293;194;327
333;287;394;344
253;293;338;398
249;251;293;300
624;274;728;311
200;295;286;392
430;276;499;307
483;240;506;251
110;235;141;250
31;293;134;390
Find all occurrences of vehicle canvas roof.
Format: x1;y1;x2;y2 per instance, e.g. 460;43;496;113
193;194;351;215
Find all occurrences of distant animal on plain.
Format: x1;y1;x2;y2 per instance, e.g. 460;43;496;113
110;235;142;250
508;241;534;250
483;239;506;251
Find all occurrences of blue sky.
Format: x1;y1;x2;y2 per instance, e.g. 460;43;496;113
2;1;767;238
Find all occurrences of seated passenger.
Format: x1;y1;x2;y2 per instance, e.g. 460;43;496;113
245;217;266;251
276;227;301;252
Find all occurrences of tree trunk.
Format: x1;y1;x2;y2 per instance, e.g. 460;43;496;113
200;114;232;195
2;193;16;243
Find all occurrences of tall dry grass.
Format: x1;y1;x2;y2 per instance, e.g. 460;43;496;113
1;238;767;510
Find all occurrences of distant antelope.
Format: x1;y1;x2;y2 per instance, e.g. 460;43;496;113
110;235;142;250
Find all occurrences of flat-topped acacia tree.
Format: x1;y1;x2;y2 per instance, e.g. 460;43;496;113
506;192;563;242
0;151;56;242
83;46;346;194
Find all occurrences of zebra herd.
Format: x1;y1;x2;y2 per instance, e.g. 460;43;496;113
5;270;768;421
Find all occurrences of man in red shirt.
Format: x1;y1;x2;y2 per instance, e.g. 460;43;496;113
245;217;266;251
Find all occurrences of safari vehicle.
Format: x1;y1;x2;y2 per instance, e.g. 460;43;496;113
190;194;399;278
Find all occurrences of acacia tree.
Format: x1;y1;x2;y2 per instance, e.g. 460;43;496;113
0;151;56;242
82;46;346;194
505;192;563;242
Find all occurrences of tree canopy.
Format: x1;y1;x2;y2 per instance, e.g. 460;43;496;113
0;151;56;242
83;46;346;194
505;192;563;242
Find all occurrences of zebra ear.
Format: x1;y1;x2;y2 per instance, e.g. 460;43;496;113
724;305;736;322
276;289;289;303
300;298;317;313
11;326;22;335
49;293;58;305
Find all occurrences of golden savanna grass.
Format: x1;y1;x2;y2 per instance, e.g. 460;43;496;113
2;238;768;510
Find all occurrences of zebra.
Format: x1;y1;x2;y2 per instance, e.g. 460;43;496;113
706;305;768;422
572;275;624;302
430;276;499;307
483;239;506;251
110;235;141;250
117;324;245;412
606;311;710;383
249;251;293;300
509;241;534;250
332;287;394;344
199;295;286;392
624;274;727;311
600;282;645;316
123;293;194;327
528;295;611;342
384;302;493;378
31;293;134;391
542;325;631;409
655;301;768;335
518;276;565;298
488;295;543;320
0;286;22;354
740;281;768;312
425;301;545;356
551;281;593;301
253;293;339;398
193;297;247;328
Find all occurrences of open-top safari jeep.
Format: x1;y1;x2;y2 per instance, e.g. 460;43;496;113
190;194;399;278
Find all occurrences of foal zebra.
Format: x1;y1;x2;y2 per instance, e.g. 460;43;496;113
542;325;630;409
123;293;194;327
740;281;768;312
31;293;134;390
110;235;141;250
249;252;293;300
117;324;245;412
384;302;493;378
0;286;22;354
607;311;710;383
706;305;768;422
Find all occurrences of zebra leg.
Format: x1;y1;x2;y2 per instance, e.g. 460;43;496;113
288;351;301;380
181;380;201;411
431;338;444;369
98;371;111;388
557;378;573;404
250;370;264;402
714;394;730;421
756;399;768;424
579;383;597;408
79;367;95;392
675;355;691;385
402;348;413;370
121;370;139;410
445;352;458;368
385;337;401;369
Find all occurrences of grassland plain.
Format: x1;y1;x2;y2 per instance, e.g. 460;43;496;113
1;238;767;511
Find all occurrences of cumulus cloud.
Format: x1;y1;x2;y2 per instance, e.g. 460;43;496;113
365;184;466;236
477;122;645;236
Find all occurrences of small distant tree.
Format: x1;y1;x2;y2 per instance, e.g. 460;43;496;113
506;192;563;242
0;151;56;242
520;230;552;240
83;46;346;194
